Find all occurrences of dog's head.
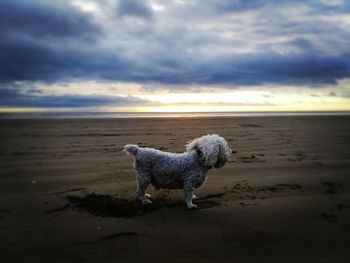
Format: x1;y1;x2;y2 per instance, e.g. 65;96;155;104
186;134;232;168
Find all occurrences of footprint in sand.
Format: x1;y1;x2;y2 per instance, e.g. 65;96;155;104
195;201;220;209
320;213;337;222
322;182;343;194
103;232;138;241
0;208;11;219
73;232;138;246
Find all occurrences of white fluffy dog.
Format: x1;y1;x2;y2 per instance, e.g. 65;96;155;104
124;134;231;209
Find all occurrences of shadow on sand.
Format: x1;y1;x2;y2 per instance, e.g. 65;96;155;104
62;193;220;218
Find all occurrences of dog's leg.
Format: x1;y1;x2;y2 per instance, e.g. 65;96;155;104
184;183;197;209
192;194;197;200
136;173;152;205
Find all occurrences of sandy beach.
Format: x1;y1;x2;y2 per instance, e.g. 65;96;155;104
0;115;349;262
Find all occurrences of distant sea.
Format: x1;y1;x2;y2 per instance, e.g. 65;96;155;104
1;111;350;119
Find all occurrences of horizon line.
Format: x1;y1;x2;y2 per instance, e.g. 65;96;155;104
1;110;350;119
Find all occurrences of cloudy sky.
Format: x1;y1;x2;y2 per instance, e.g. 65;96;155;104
1;0;350;112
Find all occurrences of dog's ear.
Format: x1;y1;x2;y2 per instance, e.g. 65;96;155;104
196;135;221;167
186;138;199;152
214;143;231;168
201;142;220;167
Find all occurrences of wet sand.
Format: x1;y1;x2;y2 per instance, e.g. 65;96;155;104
0;116;350;262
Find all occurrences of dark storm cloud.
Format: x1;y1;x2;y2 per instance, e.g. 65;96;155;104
0;85;148;108
0;33;131;83
210;0;267;13
0;0;108;83
0;0;350;94
194;52;350;86
101;51;350;86
117;0;152;20
0;0;100;37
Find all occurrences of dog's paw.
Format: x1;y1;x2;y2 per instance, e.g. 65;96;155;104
187;204;198;210
144;194;152;199
192;194;197;200
142;199;152;205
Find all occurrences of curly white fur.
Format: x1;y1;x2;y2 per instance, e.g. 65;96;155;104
124;134;231;209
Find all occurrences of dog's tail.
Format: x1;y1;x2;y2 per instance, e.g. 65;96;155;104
124;144;139;156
